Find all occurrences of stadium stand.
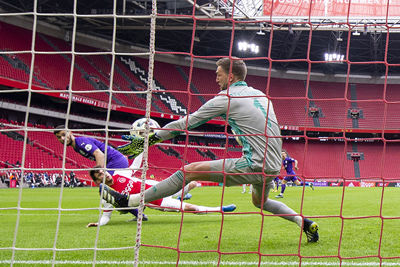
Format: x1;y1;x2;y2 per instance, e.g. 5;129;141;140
179;65;218;106
3;21;400;187
3;20;400;134
0;129;77;172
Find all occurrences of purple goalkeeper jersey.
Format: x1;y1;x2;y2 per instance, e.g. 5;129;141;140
74;137;128;172
283;157;296;175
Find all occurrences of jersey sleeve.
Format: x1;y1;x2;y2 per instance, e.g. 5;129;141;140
156;94;228;140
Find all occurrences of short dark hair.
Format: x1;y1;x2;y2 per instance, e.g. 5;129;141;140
53;125;66;135
89;165;102;181
216;58;247;81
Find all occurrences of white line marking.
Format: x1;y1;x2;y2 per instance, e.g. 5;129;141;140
0;260;399;266
0;213;256;217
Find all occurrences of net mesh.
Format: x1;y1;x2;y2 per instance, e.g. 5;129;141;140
1;0;400;266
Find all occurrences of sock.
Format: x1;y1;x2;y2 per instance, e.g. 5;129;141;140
281;183;286;194
128;194;140;207
171;183;191;198
129;170;186;206
263;199;302;227
196;206;220;212
129;209;139;217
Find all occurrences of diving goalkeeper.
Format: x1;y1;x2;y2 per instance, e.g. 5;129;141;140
102;58;319;242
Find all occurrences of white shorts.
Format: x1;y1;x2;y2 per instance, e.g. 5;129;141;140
147;196;186;212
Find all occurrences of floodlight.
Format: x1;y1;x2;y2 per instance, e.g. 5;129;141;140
237;41;259;54
324;52;345;62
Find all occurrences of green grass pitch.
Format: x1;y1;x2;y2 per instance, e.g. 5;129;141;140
0;186;399;266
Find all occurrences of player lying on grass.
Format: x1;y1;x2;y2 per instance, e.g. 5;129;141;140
101;58;319;242
88;167;236;226
276;150;314;198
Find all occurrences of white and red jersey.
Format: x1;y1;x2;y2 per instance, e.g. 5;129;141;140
110;170;163;206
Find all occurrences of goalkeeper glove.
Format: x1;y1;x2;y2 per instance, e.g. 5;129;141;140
117;133;162;157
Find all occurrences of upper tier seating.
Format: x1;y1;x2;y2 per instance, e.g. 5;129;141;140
1;21;398;131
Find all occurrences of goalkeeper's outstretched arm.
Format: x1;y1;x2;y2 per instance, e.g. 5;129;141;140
118;103;224;157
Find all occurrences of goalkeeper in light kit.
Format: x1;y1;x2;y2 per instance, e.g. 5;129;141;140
101;58;319;242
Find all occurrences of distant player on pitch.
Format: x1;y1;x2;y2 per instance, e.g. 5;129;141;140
272;176;280;192
275;150;314;198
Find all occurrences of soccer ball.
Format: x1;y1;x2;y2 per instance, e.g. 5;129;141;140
130;118;160;137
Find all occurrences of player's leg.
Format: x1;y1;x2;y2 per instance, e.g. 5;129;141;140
188;181;199;191
273;177;279;192
184;203;236;213
171;181;197;200
183;181;200;199
276;179;288;198
300;179;314;190
156;197;236;213
252;179;302;226
252;179;319;242
130;158;256;207
242;184;246;193
99;170;193;208
127;207;148;222
295;178;314;190
102;158;254;208
125;160;218;207
184;202;236;213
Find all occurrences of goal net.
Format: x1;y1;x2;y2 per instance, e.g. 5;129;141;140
1;0;400;266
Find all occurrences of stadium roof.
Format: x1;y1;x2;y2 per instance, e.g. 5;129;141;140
2;0;400;78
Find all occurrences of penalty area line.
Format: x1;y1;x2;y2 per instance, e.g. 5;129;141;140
1;260;399;266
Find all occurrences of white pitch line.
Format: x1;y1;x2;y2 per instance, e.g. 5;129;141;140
0;213;256;217
0;260;399;266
